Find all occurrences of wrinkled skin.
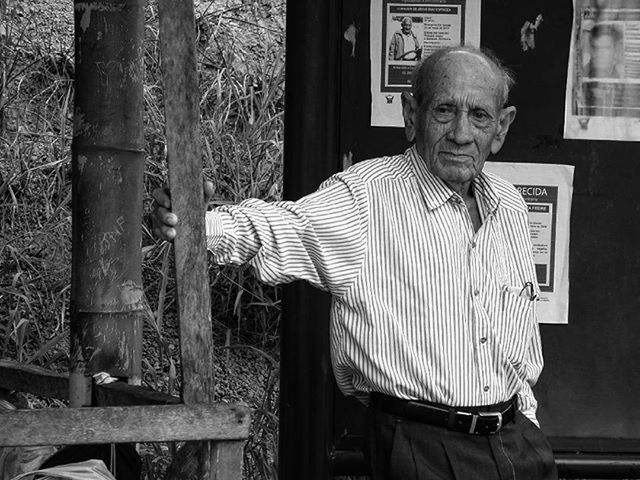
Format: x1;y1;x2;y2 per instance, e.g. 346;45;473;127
401;51;517;199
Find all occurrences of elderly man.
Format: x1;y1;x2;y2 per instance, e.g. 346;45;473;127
153;46;557;479
388;16;421;61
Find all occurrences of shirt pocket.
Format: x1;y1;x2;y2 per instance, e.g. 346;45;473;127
493;283;536;364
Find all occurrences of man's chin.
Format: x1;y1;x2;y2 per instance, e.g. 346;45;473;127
437;166;478;187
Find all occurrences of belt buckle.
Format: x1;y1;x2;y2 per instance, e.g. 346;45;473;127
474;411;502;434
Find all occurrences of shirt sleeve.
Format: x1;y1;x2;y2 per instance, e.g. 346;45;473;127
205;169;369;296
518;299;544;426
513;206;545;426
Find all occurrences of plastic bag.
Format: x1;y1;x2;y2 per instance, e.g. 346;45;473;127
9;459;116;480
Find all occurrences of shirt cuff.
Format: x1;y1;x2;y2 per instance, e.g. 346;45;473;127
517;392;540;427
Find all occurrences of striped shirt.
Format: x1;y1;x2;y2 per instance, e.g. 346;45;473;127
205;146;544;423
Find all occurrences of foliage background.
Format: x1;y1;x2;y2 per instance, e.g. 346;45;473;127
0;0;285;478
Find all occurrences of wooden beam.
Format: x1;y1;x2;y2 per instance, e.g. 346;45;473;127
157;0;237;478
0;360;180;406
157;0;214;405
94;381;180;406
0;360;68;400
0;403;250;447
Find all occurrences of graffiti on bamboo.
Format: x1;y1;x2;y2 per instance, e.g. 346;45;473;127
100;215;125;255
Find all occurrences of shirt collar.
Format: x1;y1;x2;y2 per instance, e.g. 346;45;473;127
406;146;501;215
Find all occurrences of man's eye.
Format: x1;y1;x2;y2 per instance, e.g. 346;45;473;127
432;105;455;120
470;109;492;124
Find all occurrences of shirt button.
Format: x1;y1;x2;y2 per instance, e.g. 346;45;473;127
483;386;490;392
471;241;477;249
480;337;487;344
474;289;480;296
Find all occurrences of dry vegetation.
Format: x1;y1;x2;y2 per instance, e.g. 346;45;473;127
0;0;285;478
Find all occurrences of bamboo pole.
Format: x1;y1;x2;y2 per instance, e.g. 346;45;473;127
70;0;145;406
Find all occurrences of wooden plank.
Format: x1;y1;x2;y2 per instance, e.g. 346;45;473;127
0;360;68;400
212;442;245;480
0;403;250;447
94;381;180;406
157;0;233;477
164;441;246;480
0;360;180;406
157;0;214;409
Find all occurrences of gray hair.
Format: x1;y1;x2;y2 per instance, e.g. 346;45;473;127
411;46;516;108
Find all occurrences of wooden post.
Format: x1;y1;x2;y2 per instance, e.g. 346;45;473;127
157;2;243;479
70;0;145;406
281;0;342;478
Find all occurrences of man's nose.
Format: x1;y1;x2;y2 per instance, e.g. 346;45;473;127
447;112;474;144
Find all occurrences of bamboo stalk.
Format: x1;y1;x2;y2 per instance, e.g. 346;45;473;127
70;0;146;406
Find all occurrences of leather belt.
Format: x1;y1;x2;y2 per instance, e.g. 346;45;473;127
370;392;517;435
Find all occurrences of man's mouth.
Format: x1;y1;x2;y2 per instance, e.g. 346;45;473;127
439;152;473;162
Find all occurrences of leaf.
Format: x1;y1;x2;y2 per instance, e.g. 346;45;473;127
26;330;69;365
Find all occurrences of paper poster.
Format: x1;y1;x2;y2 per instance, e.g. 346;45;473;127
484;162;575;325
370;0;481;127
564;0;640;141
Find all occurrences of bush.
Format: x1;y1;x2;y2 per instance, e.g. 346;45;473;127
0;1;285;478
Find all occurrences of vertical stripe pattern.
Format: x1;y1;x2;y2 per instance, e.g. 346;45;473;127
205;147;544;423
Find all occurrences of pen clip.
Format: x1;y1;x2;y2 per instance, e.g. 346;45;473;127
520;281;537;301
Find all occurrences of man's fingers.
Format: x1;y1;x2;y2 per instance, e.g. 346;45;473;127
152;187;171;209
151;181;210;242
157;206;178;226
154;225;176;242
160;224;177;241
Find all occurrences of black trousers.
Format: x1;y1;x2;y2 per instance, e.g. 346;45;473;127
366;406;558;480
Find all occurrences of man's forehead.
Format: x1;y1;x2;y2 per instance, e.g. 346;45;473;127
431;50;503;90
438;49;497;74
427;50;504;106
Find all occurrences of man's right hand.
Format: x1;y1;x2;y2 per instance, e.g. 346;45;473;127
151;186;178;241
151;181;214;242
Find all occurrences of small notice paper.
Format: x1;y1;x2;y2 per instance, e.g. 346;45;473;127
370;0;481;127
484;162;575;325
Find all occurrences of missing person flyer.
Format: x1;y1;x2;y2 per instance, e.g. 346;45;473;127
370;0;481;127
564;0;640;141
484;162;575;325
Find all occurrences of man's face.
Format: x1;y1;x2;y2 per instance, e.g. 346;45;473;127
402;19;412;34
412;53;513;191
590;33;616;76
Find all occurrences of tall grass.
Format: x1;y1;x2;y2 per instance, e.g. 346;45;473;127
0;1;285;478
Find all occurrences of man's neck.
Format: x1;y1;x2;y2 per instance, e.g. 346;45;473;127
445;179;473;200
447;180;482;232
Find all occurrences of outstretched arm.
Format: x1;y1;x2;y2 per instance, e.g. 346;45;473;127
205;170;369;296
151;170;370;296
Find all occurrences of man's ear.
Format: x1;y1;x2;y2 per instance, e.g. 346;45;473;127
490;106;517;154
401;91;419;142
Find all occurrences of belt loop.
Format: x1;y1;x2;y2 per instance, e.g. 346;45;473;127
447;408;456;429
